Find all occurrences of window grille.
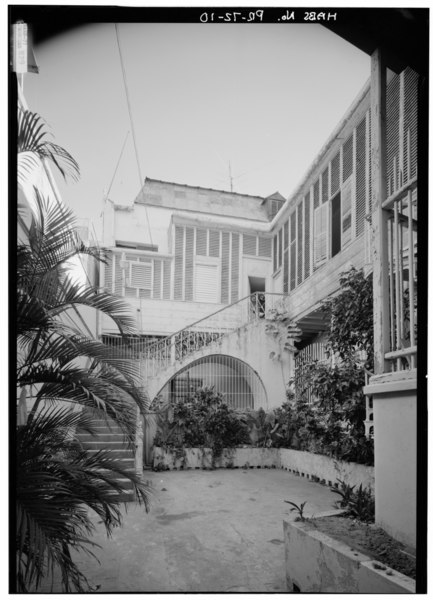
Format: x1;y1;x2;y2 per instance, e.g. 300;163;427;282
158;354;267;410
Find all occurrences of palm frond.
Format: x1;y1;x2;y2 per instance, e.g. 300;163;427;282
16;406;151;592
18;109;80;182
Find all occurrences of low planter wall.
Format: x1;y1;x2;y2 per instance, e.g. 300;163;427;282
283;518;415;593
152;446;278;470
152;447;374;491
279;448;374;490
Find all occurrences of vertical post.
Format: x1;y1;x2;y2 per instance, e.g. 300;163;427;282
370;48;390;374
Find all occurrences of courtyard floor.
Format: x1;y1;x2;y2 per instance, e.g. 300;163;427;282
63;467;338;593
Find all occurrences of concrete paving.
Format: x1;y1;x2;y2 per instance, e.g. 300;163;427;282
68;468;337;593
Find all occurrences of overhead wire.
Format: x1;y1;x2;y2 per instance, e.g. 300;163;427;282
114;23;154;246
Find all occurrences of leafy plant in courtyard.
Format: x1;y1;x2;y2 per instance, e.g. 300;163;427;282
284;500;307;522
331;481;375;523
321;267;374;370
16;112;150;592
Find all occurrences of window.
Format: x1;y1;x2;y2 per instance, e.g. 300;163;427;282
194;257;220;303
314;203;328;266
126;260;153;298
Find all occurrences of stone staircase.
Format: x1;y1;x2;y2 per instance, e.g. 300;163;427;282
76;417;137;502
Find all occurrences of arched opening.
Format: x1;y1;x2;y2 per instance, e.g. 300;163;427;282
156;354;267;410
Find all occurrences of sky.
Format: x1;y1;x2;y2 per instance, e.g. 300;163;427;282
24;19;371;237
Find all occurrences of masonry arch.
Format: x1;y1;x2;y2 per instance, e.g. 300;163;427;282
155;354;267;410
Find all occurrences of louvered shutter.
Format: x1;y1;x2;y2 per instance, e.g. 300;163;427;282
331;152;340;196
163;260;171;299
243;234;257;256
343;134;353;182
174;226;184;300
185;227;194;301
403;68;418;183
304;192;311;279
221;232;230;303
209;230;220;257
258;237;272;258
321;168;329;204
196;228;207;256
195;263;219;303
386;73;400;193
297;203;303;285
104;253;113;292
153;260;161;299
131;262;152;289
231;233;239;303
314;203;328;266
341;178;352;248
355;114;367;237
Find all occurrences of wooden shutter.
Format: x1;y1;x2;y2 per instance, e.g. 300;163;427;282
185;227;194;301
131;261;152;289
243;234;256;256
104;253;113;293
304;192;311;279
313;178;320;209
386;73;400;194
114;253;123;295
289;214;296;291
343;134;353;182
195;263;219;303
174;226;184;300
356;114;367;237
221;232;230;303
231;233;239;303
258;237;271;258
196;228;207;256
331;152;340;196
283;249;289;293
341;178;353;248
153;260;161;299
321;168;329;204
273;235;277;272
209;230;220;257
297;203;303;285
403;68;418;183
314;203;328;267
163;260;171;299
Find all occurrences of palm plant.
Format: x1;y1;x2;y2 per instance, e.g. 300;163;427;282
15;111;151;591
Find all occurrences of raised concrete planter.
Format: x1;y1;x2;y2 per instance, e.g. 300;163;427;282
152;446;277;470
279;448;374;490
283;518;415;593
152;447;374;491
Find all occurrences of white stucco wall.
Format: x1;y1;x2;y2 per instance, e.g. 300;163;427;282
145;318;293;410
365;371;417;547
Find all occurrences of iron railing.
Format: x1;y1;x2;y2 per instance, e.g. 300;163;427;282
112;292;290;378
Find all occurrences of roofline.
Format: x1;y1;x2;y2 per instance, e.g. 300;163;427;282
135;177;270;202
269;76;371;230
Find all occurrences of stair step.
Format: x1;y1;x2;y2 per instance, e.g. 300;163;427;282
78;432;129;443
